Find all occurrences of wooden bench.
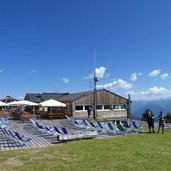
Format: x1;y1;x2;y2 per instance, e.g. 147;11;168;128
47;112;66;119
20;112;31;122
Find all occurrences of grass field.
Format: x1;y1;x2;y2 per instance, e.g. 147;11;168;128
0;130;171;171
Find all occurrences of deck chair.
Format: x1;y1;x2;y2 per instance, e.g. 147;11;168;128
53;126;68;135
88;121;105;132
95;121;108;134
6;129;31;142
116;123;127;134
0;117;9;128
65;115;86;129
121;121;134;134
61;127;68;134
131;121;144;133
33;121;54;135
13;132;32;142
0;128;25;147
81;119;97;130
0;128;11;136
29;117;37;125
53;126;62;134
53;126;79;142
106;122;123;135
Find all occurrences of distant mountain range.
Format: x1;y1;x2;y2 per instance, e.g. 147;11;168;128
131;98;171;118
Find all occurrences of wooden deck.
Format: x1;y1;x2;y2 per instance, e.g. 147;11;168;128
0;121;53;151
0;119;97;151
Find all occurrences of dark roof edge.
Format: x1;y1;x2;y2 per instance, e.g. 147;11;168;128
68;89;129;101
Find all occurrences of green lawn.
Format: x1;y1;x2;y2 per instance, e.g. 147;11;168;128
0;130;171;171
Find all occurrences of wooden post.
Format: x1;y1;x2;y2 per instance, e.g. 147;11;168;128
93;74;97;120
127;94;132;120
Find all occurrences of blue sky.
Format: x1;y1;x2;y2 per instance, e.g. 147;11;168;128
0;0;171;101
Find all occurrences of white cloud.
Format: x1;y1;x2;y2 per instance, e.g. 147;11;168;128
95;66;106;79
139;86;167;95
97;78;133;91
130;72;142;81
148;69;161;77
160;73;169;80
0;69;2;73
148;86;167;94
84;66;107;80
129;86;171;100
62;78;69;83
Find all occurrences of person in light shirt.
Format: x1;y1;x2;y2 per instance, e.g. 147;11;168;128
158;111;166;134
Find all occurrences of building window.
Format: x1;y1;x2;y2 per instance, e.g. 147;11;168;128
113;104;126;110
120;104;127;109
75;106;83;110
85;105;92;111
96;105;102;110
104;105;110;110
113;105;120;109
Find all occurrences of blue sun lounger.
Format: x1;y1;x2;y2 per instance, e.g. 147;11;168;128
94;121;108;134
81;119;97;130
121;121;136;134
106;122;124;135
1;127;31;143
13;132;32;142
53;126;68;135
65;115;87;129
131;121;144;133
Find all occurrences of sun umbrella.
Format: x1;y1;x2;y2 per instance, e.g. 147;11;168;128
16;100;38;106
39;99;66;107
8;100;38;106
0;101;9;106
39;99;66;116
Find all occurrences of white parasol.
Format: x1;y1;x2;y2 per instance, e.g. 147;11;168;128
8;100;38;106
0;101;9;106
39;99;66;107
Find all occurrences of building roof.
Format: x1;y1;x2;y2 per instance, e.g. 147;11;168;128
25;93;69;103
1;96;18;103
25;89;128;103
58;90;93;102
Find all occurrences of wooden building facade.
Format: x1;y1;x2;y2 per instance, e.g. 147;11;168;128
24;89;130;120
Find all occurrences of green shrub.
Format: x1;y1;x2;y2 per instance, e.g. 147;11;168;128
166;113;171;123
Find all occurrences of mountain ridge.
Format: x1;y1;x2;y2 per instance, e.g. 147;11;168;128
131;98;171;118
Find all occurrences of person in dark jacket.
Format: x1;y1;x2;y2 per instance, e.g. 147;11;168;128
146;110;155;133
87;107;92;118
158;111;166;134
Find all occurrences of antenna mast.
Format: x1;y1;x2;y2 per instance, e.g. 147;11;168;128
93;48;98;120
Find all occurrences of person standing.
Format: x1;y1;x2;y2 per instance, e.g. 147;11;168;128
158;111;166;134
146;109;155;133
87;107;92;118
